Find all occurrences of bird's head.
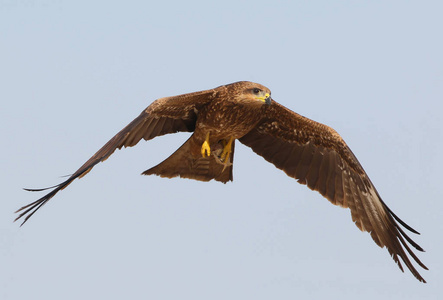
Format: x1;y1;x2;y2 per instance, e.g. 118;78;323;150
226;81;272;106
251;86;272;106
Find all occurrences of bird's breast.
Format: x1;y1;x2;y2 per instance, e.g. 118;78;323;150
195;101;263;140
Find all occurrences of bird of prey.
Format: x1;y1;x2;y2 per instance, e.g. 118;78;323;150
16;81;427;282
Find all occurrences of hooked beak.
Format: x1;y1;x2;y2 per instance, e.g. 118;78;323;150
258;92;272;105
264;93;272;106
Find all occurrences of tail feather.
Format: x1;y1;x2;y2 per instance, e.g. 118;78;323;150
142;135;234;183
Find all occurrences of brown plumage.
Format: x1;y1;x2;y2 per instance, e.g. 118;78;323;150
16;81;427;282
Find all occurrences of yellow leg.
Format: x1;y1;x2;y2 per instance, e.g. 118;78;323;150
201;132;211;157
220;136;234;163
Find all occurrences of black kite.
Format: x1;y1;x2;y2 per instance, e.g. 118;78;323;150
16;81;427;282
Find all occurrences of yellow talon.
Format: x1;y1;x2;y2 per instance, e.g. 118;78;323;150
220;136;234;162
201;132;211;157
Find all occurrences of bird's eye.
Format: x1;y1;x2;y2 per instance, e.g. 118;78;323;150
253;88;261;94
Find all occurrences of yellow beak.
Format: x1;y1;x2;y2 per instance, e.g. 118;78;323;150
257;93;272;105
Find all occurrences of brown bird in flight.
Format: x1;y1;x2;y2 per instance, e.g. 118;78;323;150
16;81;427;282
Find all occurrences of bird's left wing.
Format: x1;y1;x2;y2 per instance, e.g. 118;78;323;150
239;101;427;282
16;88;217;225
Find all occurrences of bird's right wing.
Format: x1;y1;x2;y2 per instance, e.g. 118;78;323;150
16;88;217;225
239;101;427;282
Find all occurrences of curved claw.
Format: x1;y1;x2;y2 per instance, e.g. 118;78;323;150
220;136;233;162
201;132;211;157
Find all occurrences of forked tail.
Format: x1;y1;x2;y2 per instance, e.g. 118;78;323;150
142;135;234;183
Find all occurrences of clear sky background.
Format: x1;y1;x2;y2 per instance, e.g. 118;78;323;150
1;1;442;299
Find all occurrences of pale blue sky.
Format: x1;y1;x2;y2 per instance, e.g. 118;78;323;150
1;1;442;299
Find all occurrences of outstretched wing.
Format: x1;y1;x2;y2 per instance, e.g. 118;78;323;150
239;101;427;282
16;88;217;225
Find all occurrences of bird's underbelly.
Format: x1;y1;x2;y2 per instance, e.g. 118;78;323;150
195;122;252;143
195;111;261;141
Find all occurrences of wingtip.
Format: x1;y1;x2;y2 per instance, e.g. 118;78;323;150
14;206;36;226
13;213;26;226
23;184;60;192
14;207;27;224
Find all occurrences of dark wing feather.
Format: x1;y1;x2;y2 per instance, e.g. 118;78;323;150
239;101;427;282
16;89;217;225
